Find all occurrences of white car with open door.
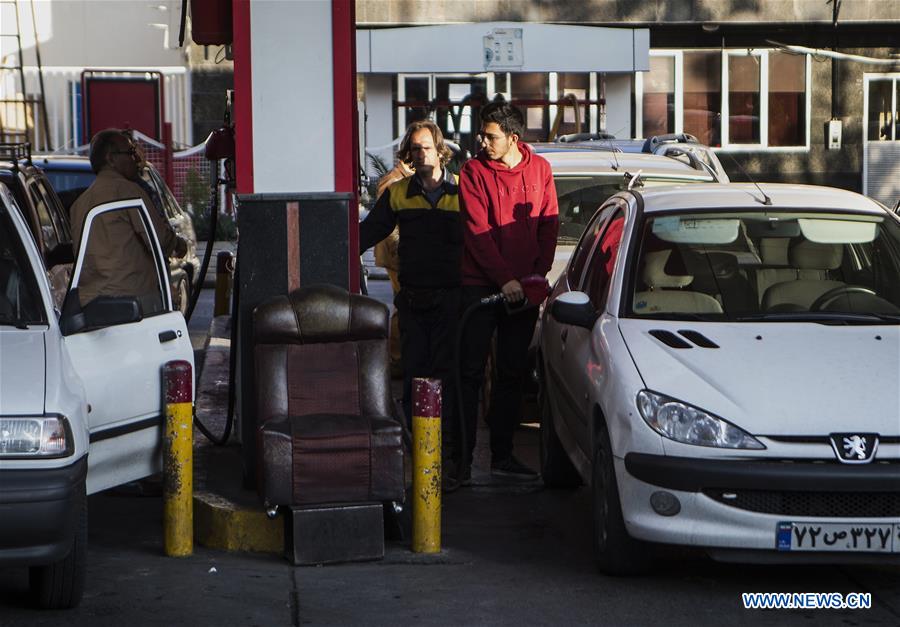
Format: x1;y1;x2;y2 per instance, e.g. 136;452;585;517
539;182;900;573
0;184;193;608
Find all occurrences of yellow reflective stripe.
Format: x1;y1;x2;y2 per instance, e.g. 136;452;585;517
389;176;460;213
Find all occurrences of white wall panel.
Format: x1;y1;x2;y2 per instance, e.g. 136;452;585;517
251;0;334;193
360;23;649;74
605;74;633;138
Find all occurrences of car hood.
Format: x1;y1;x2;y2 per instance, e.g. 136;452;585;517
0;329;45;414
619;320;900;436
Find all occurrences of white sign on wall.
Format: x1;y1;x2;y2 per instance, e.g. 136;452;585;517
483;28;523;70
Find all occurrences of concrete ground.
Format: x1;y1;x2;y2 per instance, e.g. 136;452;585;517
1;279;898;625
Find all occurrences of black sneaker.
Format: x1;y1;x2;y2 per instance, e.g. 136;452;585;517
491;455;539;482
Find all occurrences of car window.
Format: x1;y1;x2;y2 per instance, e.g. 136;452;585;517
156;170;183;218
35;178;71;242
581;209;626;310
628;210;900;320
143;167;180;220
27;182;60;253
568;204;615;288
553;173;709;244
42;167;94;212
42;168;95;194
0;205;46;324
555;176;623;243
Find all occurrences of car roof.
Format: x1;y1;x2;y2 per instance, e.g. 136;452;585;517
540;149;714;181
635;183;888;215
34;154;92;170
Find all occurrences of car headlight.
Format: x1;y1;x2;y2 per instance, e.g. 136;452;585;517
0;415;73;457
636;390;764;449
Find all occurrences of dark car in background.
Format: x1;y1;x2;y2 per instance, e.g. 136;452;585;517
37;155;201;315
0;144;75;309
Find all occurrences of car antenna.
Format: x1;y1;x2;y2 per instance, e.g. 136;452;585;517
722;152;772;205
605;135;620;171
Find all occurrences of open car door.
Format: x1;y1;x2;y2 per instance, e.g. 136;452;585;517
61;198;193;494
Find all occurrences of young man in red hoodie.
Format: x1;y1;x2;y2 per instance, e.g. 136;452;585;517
457;101;559;482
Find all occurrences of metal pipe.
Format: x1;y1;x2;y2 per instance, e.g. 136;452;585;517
163;360;194;557
411;377;441;554
766;41;900;66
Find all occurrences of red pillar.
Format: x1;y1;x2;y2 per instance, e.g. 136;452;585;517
332;0;359;293
232;0;253;195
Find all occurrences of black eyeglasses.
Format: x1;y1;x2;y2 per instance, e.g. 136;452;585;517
110;146;138;157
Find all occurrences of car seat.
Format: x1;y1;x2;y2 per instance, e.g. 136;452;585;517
633;249;723;315
761;240;845;311
252;284;405;563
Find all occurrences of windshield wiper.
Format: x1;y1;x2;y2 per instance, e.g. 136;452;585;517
736;312;900;325
0;314;29;329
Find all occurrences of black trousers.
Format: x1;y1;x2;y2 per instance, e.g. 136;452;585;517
458;285;539;464
395;287;460;453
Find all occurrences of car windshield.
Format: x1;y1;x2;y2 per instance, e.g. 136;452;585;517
42;168;94;194
555;175;706;244
42;168;95;211
627;210;900;323
0;208;46;325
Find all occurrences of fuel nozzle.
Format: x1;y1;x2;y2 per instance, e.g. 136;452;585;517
479;293;506;306
520;274;551;307
476;275;551;312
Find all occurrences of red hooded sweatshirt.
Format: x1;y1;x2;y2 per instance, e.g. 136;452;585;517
459;142;559;288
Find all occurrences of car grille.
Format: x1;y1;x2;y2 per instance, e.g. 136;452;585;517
703;490;900;518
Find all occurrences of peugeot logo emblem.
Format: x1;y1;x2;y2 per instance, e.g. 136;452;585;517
829;433;879;464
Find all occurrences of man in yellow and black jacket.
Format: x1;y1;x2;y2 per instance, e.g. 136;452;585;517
359;120;463;492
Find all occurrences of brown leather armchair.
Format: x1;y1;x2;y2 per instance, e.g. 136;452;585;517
253;284;405;509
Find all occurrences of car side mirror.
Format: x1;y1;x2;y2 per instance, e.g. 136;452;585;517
550;291;598;329
60;289;142;335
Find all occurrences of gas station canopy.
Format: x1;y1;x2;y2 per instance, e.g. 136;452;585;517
357;22;650;74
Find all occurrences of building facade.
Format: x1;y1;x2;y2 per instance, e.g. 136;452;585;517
0;0;194;149
357;0;900;206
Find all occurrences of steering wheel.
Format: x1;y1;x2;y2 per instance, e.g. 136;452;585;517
809;285;876;311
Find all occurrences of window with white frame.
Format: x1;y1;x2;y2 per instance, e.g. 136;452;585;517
642;56;676;138
636;49;810;150
394;72;603;145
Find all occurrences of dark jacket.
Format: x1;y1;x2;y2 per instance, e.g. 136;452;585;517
458;142;559;288
360;168;462;289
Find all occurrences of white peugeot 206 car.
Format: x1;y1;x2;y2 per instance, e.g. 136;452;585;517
538;182;900;573
0;183;193;608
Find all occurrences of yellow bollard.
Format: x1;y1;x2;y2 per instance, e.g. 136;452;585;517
214;250;233;316
163;360;193;556
411;378;441;553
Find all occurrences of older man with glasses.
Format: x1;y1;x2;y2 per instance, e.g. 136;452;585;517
70;128;186;314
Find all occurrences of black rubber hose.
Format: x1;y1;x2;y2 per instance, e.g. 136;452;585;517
190;170;236;446
184;173;221;322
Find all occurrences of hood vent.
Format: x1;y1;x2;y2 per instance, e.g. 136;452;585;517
677;330;719;349
648;329;693;349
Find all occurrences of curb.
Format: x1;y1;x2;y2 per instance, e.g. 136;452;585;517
193;314;284;555
193;491;283;553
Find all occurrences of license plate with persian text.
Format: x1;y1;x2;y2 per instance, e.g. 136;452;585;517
777;522;900;552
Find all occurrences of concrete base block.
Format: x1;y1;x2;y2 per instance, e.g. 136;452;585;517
285;502;384;565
